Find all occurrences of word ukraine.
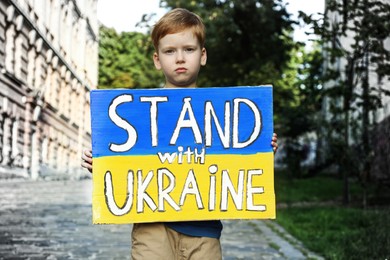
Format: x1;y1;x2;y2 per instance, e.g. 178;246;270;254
91;86;275;224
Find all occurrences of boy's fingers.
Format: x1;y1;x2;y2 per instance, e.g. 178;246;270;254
82;149;93;161
81;153;92;163
81;161;92;169
83;149;92;157
271;133;278;153
81;148;93;174
271;139;278;154
81;161;93;174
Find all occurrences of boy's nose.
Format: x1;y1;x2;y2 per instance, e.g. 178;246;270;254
176;51;185;63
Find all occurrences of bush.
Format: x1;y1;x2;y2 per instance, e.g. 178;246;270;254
277;205;390;259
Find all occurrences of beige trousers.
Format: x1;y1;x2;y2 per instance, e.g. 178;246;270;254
131;223;222;260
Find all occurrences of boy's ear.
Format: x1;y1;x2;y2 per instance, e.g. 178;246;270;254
153;52;162;70
201;47;207;66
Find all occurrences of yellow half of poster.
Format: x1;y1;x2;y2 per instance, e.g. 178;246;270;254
92;152;275;224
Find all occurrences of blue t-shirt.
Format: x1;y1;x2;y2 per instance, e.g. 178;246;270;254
165;220;223;239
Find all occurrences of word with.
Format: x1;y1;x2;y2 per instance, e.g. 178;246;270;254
157;146;206;164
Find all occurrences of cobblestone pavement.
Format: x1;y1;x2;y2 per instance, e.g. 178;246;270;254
0;178;322;260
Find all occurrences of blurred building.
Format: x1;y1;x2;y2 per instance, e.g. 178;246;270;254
0;0;98;179
321;0;390;180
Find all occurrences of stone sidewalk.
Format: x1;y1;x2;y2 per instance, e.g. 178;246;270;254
0;179;322;259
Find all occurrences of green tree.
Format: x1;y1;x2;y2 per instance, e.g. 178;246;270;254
98;26;162;89
277;45;324;177
301;0;390;204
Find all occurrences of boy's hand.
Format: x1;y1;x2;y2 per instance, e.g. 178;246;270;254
81;148;93;173
271;133;278;154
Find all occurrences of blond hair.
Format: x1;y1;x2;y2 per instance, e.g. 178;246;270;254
151;8;205;51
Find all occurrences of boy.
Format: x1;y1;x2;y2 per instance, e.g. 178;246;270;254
82;8;278;260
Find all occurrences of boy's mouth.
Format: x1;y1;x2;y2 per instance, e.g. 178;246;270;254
175;67;187;73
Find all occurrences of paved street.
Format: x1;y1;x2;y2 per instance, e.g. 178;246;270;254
0;178;322;259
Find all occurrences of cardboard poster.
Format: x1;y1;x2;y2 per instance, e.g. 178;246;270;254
90;86;275;224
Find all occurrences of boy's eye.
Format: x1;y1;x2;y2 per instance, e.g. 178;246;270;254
164;49;175;54
185;47;195;52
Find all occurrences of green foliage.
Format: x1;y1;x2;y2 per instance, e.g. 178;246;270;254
276;174;343;204
98;26;162;89
275;172;390;259
275;170;363;204
299;0;390;203
277;207;390;259
275;45;324;176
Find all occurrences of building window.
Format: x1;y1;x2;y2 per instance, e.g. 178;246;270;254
27;48;36;88
41;137;49;164
14;36;23;79
5;25;15;73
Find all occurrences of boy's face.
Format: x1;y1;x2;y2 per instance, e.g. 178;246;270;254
153;28;207;88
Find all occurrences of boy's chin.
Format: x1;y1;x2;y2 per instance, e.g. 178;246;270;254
165;82;197;88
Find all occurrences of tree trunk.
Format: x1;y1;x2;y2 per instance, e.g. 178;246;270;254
342;57;355;205
361;51;370;208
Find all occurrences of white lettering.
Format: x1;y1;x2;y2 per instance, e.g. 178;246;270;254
208;165;218;211
157;152;177;164
104;171;134;216
140;96;168;147
180;169;204;209
220;169;244;211
232;98;261;148
170;97;202;145
108;94;137;152
205;101;231;148
158;168;180;211
157;147;205;164
194;148;205;164
102;167;267;214
247;169;266;211
137;170;157;213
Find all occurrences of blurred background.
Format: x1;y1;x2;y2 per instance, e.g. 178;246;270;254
0;0;389;259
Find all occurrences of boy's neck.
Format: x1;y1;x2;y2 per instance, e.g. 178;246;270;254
163;83;197;89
